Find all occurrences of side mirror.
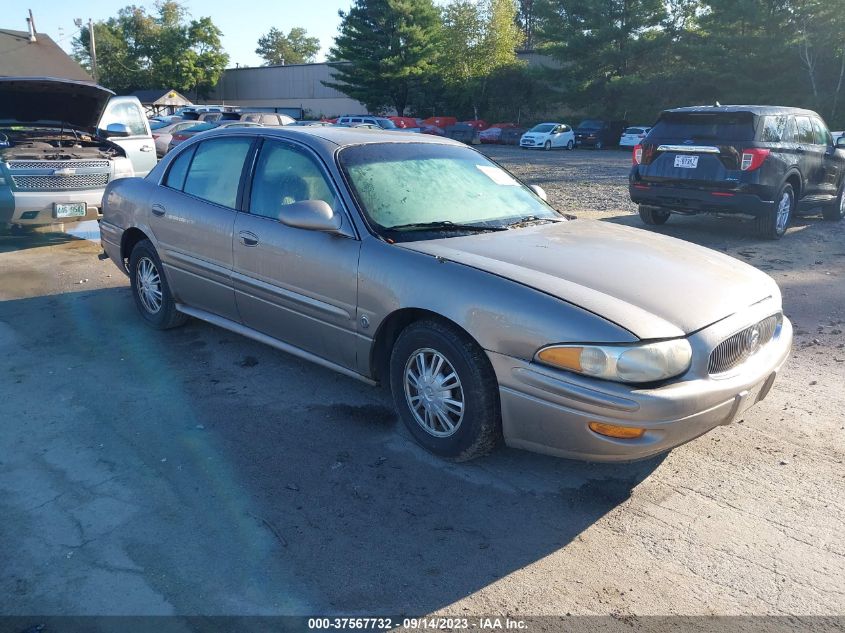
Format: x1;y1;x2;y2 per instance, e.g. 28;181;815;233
837;137;845;149
278;200;342;232
102;123;131;138
530;184;548;201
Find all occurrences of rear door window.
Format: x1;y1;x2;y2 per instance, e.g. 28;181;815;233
164;145;195;190
650;112;755;141
795;117;815;144
183;137;253;208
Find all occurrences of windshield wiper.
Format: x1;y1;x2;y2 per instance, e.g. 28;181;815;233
384;221;508;233
504;216;565;228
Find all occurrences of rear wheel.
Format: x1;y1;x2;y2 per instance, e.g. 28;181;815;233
389;320;501;461
128;239;188;329
822;181;845;221
595;140;603;150
756;183;794;239
544;140;552;151
639;205;671;226
567;140;574;150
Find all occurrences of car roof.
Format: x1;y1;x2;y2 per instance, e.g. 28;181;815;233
176;125;465;153
663;105;820;117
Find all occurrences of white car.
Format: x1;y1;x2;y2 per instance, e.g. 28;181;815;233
619;126;652;148
519;123;575;150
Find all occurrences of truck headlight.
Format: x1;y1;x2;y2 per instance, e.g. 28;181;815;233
112;157;135;180
536;339;692;384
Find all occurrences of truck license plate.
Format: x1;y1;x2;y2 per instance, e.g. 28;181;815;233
54;202;87;218
674;155;699;169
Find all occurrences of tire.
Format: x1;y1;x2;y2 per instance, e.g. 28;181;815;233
638;205;671;226
822;181;845;221
128;239;188;329
595;141;603;150
544;140;552;151
389;319;501;461
756;183;794;239
567;140;574;150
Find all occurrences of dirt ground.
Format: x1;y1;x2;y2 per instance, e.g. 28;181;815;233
1;147;843;621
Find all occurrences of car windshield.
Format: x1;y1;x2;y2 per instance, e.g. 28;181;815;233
339;143;560;240
579;120;602;130
149;120;170;130
624;127;645;135
530;124;555;133
376;119;397;129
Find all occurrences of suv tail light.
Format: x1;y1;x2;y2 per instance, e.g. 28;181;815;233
741;148;770;171
633;144;643;165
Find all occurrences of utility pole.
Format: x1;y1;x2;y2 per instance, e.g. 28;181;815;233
88;18;98;83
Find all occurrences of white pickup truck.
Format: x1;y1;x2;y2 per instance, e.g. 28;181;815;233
0;77;156;229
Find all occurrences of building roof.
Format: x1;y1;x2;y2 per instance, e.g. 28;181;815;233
129;88;191;105
0;29;92;82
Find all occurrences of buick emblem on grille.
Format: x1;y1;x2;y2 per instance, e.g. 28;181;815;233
748;328;761;352
53;167;77;176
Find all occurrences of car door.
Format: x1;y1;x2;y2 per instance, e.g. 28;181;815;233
148;136;254;322
793;115;823;197
812;117;841;196
98;97;157;176
232;138;361;369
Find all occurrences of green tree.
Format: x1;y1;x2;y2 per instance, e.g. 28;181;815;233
256;27;321;65
325;0;442;115
440;0;524;119
72;1;228;99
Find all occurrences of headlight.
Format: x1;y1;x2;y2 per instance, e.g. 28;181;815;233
535;340;692;384
112;157;135;180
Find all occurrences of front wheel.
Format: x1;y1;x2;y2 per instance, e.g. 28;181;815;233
128;239;188;329
639;205;671;225
756;183;794;239
567;140;574;150
544;140;552;151
594;141;603;150
389;320;501;461
822;182;845;221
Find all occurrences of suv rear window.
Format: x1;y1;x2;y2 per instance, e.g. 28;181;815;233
760;115;789;142
650;112;755;141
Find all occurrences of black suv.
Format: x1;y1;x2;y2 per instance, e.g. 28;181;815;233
575;119;627;149
629;106;845;238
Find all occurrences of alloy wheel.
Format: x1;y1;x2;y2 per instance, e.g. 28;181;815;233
136;256;163;314
403;348;465;438
776;191;792;234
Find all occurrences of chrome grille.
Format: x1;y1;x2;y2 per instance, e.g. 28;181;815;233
7;160;110;170
11;173;109;190
708;314;781;374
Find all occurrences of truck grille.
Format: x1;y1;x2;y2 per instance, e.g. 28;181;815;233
708;314;781;374
7;160;110;170
11;173;109;190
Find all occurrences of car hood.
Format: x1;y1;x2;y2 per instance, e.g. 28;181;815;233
0;77;114;132
397;220;779;339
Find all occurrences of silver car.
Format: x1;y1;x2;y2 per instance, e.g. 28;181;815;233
100;128;792;462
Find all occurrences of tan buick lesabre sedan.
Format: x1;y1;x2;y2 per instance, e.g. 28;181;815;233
100;127;792;462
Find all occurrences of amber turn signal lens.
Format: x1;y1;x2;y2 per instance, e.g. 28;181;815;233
588;422;646;439
537;346;582;371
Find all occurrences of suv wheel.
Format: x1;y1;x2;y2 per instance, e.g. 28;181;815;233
757;183;794;239
128;239;188;329
822;182;845;221
639;205;671;225
389;320;501;461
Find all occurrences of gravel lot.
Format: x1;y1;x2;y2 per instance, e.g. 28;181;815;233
1;147;844;623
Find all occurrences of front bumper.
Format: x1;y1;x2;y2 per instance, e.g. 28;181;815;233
629;182;775;217
0;188;104;226
490;303;792;462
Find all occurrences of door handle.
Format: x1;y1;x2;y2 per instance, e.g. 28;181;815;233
239;231;259;247
151;204;166;217
796;146;805;153
140;145;154;152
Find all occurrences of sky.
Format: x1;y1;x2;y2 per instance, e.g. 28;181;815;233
16;0;346;67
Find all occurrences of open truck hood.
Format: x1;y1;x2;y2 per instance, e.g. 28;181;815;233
398;219;780;340
0;76;114;133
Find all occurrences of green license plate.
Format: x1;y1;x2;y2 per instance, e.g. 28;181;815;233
54;202;87;218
